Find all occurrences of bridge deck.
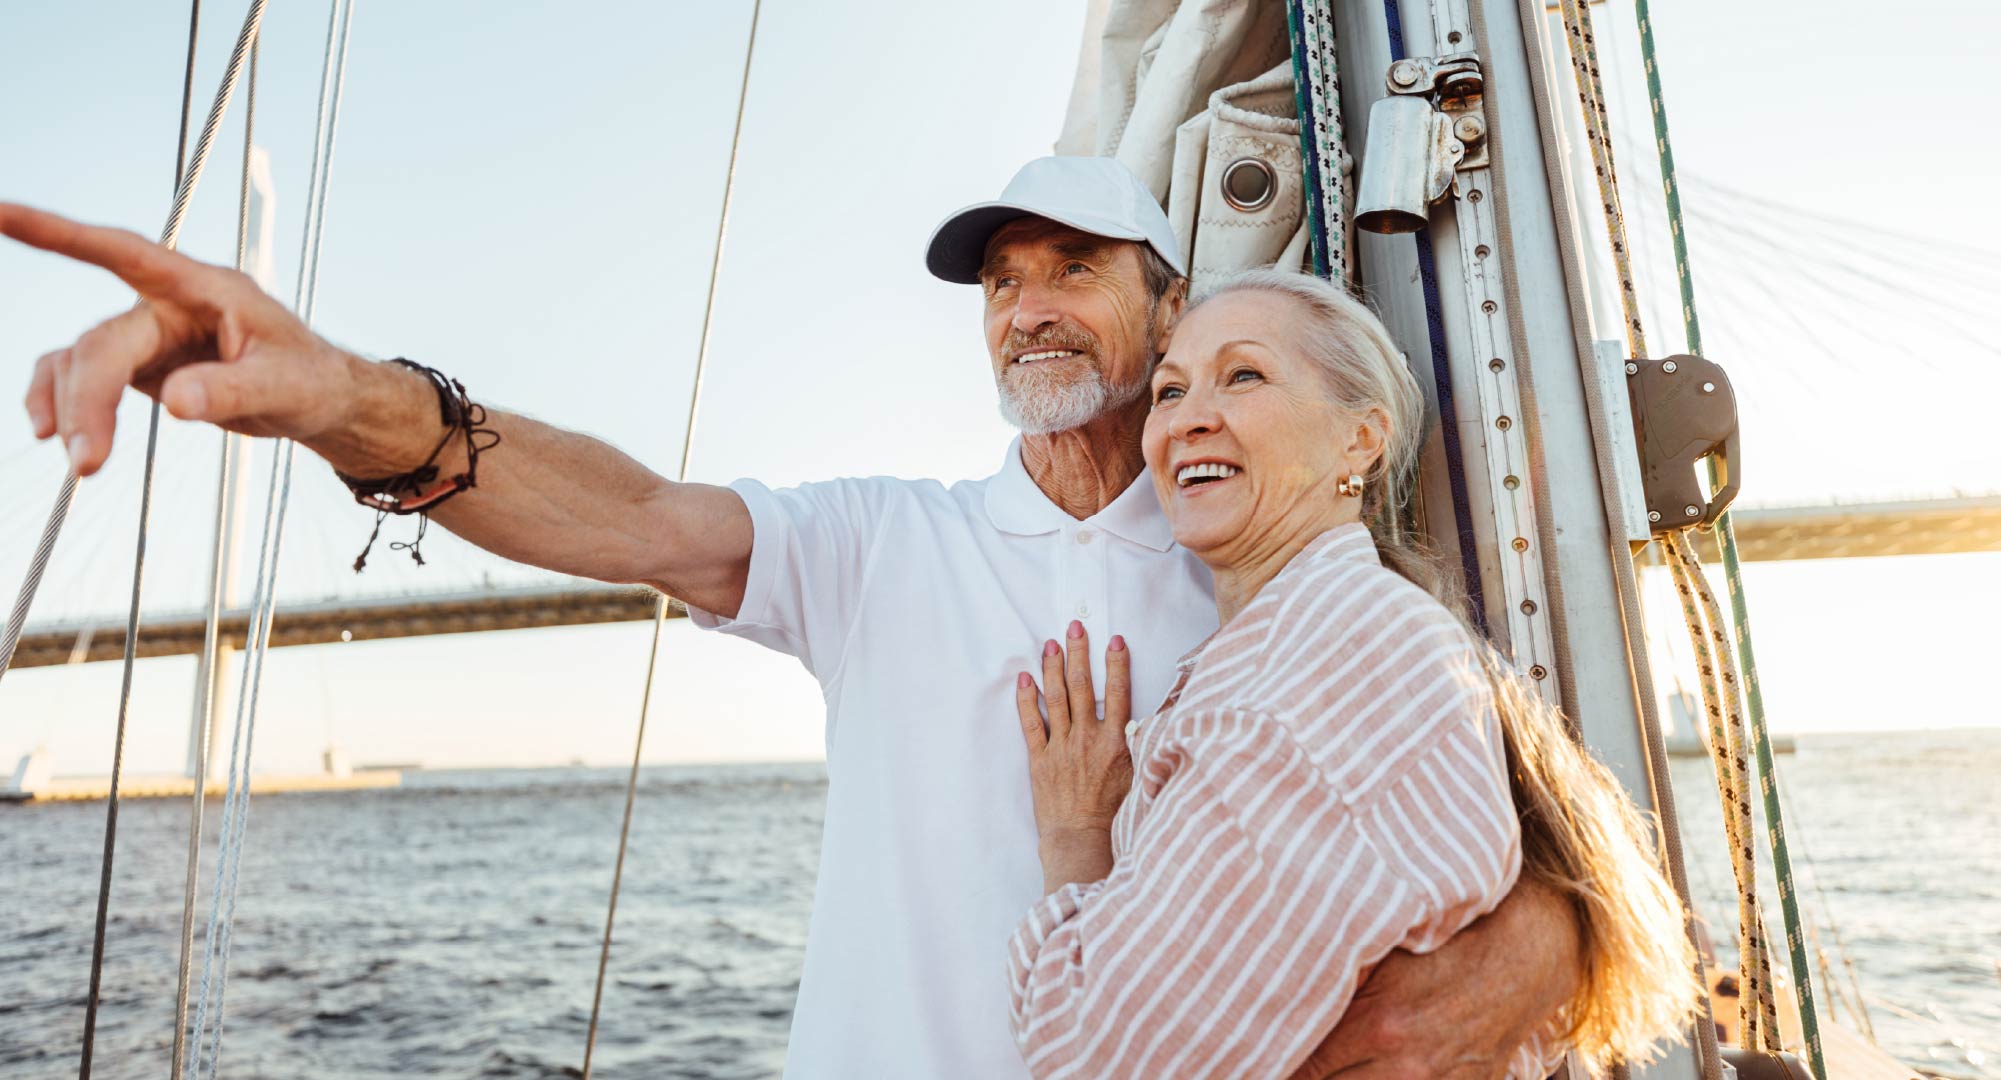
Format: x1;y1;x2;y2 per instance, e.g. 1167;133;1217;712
8;584;677;670
8;497;1997;670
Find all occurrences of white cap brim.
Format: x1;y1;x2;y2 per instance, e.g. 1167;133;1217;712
924;202;1158;285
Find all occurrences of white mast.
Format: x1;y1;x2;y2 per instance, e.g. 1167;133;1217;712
1339;0;1703;1073
185;147;275;779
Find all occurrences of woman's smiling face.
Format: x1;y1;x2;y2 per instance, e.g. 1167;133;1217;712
1142;289;1385;562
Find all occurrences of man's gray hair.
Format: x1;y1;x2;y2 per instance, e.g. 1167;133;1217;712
1136;242;1185;309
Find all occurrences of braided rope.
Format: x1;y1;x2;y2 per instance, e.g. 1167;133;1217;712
1664;533;1780;1047
1488;0;1723;1071
1284;0;1349;284
1632;4;1825;1071
1554;0;1645;355
1550;0;1825;1067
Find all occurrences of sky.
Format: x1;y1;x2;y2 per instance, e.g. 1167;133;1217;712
1;0;1997;776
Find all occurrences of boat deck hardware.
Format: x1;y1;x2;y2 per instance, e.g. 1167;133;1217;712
1626;353;1741;531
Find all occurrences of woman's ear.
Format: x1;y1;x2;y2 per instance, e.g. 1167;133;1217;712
1344;406;1390;474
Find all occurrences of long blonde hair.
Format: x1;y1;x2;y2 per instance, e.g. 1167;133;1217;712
1195;270;1701;1069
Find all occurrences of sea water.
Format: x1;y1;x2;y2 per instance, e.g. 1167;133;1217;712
1;732;1993;1077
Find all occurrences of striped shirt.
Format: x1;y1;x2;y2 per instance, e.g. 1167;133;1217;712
1006;522;1564;1079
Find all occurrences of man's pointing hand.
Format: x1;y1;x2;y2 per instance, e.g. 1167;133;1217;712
3;202;353;475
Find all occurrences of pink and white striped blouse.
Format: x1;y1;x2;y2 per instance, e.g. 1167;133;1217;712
1006;522;1564;1079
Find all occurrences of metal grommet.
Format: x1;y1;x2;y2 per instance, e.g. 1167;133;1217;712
1220;157;1277;213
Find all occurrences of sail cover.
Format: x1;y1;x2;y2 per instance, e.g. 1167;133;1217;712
1056;0;1348;289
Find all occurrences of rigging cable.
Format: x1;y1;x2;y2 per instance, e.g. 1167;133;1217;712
75;0;276;1074
1553;0;1788;1052
1551;0;1824;1068
1488;0;1725;1073
1630;0;1825;1070
580;1;765;1075
184;3;358;1076
168;30;261;1080
1662;533;1781;1042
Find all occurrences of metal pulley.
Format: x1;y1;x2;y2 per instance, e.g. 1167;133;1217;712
1626;353;1741;532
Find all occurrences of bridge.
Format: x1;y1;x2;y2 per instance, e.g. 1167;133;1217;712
7;494;1997;670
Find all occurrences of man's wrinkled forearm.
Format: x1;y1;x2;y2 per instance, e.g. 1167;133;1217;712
1489;875;1586;1023
1290;876;1587;1079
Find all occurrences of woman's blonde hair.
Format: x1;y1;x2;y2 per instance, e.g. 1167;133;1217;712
1193;270;1701;1069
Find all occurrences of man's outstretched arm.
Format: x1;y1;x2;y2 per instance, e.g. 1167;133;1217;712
1291;877;1584;1080
3;202;752;615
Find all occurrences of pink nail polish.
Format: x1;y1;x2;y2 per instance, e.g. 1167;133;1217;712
1068;620;1084;639
1110;635;1126;652
1044;640;1059;657
1018;672;1031;689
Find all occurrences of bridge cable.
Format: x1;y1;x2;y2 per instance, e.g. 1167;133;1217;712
74;0;276;1073
184;4;357;1076
580;0;765;1074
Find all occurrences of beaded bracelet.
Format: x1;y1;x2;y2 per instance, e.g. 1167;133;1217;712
334;359;501;571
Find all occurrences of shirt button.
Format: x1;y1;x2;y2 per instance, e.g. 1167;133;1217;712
1076;529;1096;545
1075;601;1090;618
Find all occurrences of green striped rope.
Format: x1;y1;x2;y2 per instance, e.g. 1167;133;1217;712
1633;2;1826;1074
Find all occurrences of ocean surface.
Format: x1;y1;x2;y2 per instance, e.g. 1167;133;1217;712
2;731;1995;1078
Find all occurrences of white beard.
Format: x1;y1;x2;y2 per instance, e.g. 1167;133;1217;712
997;360;1148;435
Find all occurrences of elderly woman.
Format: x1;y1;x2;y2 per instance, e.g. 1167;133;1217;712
1007;270;1699;1078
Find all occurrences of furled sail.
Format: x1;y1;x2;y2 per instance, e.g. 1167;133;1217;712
1056;0;1338;289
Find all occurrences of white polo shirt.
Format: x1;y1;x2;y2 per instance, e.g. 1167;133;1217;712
688;438;1217;1079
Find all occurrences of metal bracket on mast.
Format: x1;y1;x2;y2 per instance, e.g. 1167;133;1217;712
1355;54;1490;233
1386;53;1490;171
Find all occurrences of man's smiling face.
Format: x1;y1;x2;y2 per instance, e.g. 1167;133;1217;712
979;218;1160;435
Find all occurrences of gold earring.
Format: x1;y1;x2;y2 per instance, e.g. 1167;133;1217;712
1337;473;1365;498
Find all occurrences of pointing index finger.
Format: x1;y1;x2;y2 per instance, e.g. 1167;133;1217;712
0;203;208;302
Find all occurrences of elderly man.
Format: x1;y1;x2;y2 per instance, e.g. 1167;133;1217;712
2;157;1579;1079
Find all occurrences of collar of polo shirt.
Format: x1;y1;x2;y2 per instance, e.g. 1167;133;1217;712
982;437;1176;552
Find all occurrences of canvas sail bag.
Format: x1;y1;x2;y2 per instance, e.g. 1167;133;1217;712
1057;0;1334;290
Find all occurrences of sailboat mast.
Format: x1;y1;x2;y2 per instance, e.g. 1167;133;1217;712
1333;0;1707;1074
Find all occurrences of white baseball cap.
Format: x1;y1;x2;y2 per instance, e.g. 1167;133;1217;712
925;156;1187;285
